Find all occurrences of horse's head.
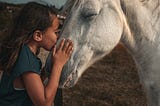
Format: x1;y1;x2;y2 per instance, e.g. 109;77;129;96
58;0;125;88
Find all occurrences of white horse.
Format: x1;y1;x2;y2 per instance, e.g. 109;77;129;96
55;0;160;106
0;0;160;105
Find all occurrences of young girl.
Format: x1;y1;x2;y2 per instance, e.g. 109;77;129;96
0;2;73;106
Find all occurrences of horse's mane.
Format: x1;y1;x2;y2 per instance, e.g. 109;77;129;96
150;0;160;25
123;0;160;26
120;0;160;46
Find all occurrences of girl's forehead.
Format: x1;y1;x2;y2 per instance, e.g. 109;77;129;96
54;16;60;24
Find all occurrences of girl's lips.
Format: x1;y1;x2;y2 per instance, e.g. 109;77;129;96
50;43;57;51
50;40;58;51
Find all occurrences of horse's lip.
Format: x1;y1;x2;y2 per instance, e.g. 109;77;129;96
62;69;78;88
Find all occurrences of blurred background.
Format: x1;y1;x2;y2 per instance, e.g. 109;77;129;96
0;2;147;106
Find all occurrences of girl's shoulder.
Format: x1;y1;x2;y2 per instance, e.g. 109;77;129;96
12;44;42;78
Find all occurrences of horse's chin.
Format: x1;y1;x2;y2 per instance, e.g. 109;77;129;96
59;69;79;88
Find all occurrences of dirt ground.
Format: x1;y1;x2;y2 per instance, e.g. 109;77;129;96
62;44;148;106
0;3;148;106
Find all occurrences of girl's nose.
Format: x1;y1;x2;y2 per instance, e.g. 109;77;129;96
55;30;61;40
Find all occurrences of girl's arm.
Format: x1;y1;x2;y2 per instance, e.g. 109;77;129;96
22;39;73;106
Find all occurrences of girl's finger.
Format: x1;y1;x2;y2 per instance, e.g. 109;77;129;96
67;45;74;54
63;39;70;52
66;41;73;53
52;45;56;56
58;38;65;50
69;47;74;56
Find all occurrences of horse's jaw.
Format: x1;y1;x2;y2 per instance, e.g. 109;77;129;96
58;44;113;88
59;60;97;88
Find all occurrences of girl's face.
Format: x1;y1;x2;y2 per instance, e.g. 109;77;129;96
41;16;60;51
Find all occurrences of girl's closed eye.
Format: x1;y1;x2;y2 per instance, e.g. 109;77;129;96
55;23;63;35
54;29;61;40
55;29;61;35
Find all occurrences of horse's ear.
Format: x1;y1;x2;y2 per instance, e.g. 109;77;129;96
33;30;43;42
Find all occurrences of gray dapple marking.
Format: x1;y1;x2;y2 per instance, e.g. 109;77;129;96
0;0;160;105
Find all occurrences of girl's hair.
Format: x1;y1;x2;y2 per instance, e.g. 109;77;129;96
0;2;58;73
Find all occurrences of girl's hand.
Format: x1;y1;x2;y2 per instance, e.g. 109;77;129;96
52;38;74;68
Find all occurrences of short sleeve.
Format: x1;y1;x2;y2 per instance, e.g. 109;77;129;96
12;45;42;79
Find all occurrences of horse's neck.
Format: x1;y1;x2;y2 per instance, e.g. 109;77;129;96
120;0;160;67
120;0;160;87
120;1;160;105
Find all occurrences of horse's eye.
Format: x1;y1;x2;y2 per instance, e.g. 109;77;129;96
81;9;98;20
83;12;97;19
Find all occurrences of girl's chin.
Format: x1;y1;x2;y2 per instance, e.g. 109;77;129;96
43;44;56;51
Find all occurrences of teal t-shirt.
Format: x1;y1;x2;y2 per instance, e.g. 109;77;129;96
0;44;42;106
